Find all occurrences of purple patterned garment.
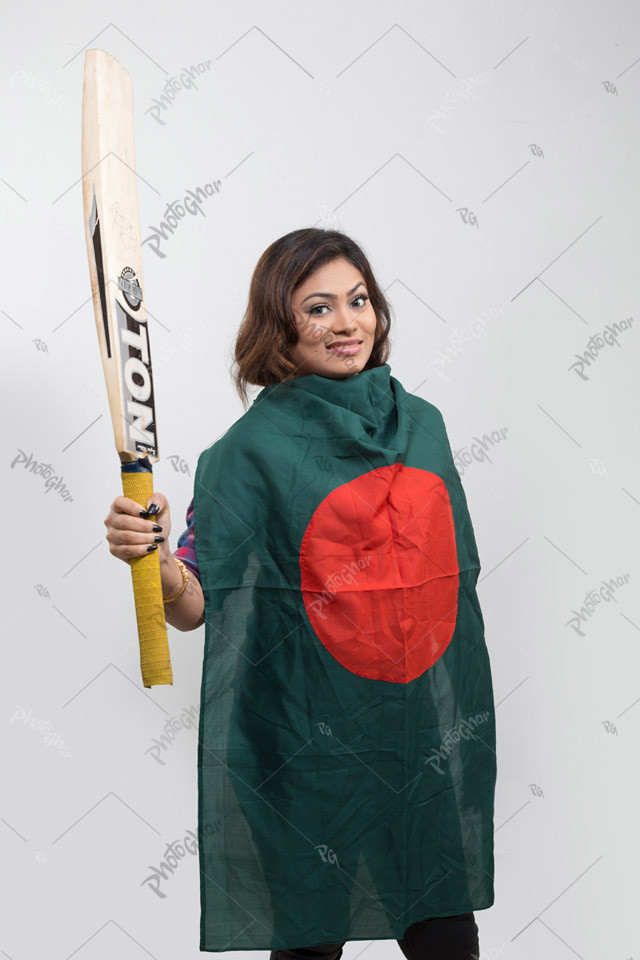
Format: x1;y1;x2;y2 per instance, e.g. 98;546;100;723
172;496;201;583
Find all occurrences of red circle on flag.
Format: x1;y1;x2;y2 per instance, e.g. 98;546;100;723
299;463;460;683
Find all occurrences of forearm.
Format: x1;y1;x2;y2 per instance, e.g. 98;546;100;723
159;549;205;631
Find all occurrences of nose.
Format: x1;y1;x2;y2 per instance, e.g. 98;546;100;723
331;305;358;336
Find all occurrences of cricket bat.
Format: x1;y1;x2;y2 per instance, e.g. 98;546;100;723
81;48;173;688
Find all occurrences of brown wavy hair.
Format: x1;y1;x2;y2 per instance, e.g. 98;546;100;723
231;228;393;409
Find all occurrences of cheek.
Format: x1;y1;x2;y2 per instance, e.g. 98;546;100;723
292;331;318;355
303;321;330;348
365;309;379;334
292;321;312;349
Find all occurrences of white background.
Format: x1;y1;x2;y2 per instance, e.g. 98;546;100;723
2;1;639;958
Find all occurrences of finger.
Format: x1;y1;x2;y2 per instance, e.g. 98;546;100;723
142;492;171;519
109;527;165;546
109;540;161;560
113;495;156;517
114;493;170;519
110;513;164;534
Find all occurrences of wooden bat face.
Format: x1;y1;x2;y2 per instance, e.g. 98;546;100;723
81;48;172;690
81;49;159;463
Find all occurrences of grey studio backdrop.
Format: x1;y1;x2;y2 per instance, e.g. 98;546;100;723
2;2;638;958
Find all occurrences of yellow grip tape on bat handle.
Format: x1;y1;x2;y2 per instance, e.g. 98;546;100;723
121;469;173;688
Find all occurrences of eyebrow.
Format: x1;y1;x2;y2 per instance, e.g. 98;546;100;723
301;281;366;304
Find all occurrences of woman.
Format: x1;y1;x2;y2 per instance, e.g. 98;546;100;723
105;228;496;959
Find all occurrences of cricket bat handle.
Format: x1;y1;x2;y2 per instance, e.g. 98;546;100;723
121;465;174;687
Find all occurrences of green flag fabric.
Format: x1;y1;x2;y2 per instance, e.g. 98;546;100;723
193;362;496;952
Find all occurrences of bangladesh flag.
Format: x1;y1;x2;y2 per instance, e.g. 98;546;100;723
193;363;496;952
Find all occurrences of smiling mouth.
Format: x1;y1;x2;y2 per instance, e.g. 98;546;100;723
326;339;364;354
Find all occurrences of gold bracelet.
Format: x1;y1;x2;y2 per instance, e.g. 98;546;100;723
163;556;190;603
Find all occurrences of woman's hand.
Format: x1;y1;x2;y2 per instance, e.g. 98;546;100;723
104;492;172;563
104;492;204;631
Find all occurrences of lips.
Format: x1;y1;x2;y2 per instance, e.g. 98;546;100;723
326;339;363;357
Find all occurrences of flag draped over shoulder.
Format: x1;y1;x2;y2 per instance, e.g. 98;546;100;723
193;363;497;953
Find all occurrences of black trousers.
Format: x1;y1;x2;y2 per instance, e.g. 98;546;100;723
270;912;479;960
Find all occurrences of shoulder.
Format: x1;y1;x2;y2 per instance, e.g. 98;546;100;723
399;386;448;431
194;413;272;492
197;389;300;464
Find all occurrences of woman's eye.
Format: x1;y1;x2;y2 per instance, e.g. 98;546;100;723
309;294;368;316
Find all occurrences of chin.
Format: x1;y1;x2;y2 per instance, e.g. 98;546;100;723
292;344;373;379
323;350;371;378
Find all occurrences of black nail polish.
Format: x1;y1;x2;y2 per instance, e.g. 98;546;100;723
154;536;165;543
147;503;160;516
139;509;149;517
153;524;162;532
146;543;158;552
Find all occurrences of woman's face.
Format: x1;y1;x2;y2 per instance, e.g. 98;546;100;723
288;257;378;378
